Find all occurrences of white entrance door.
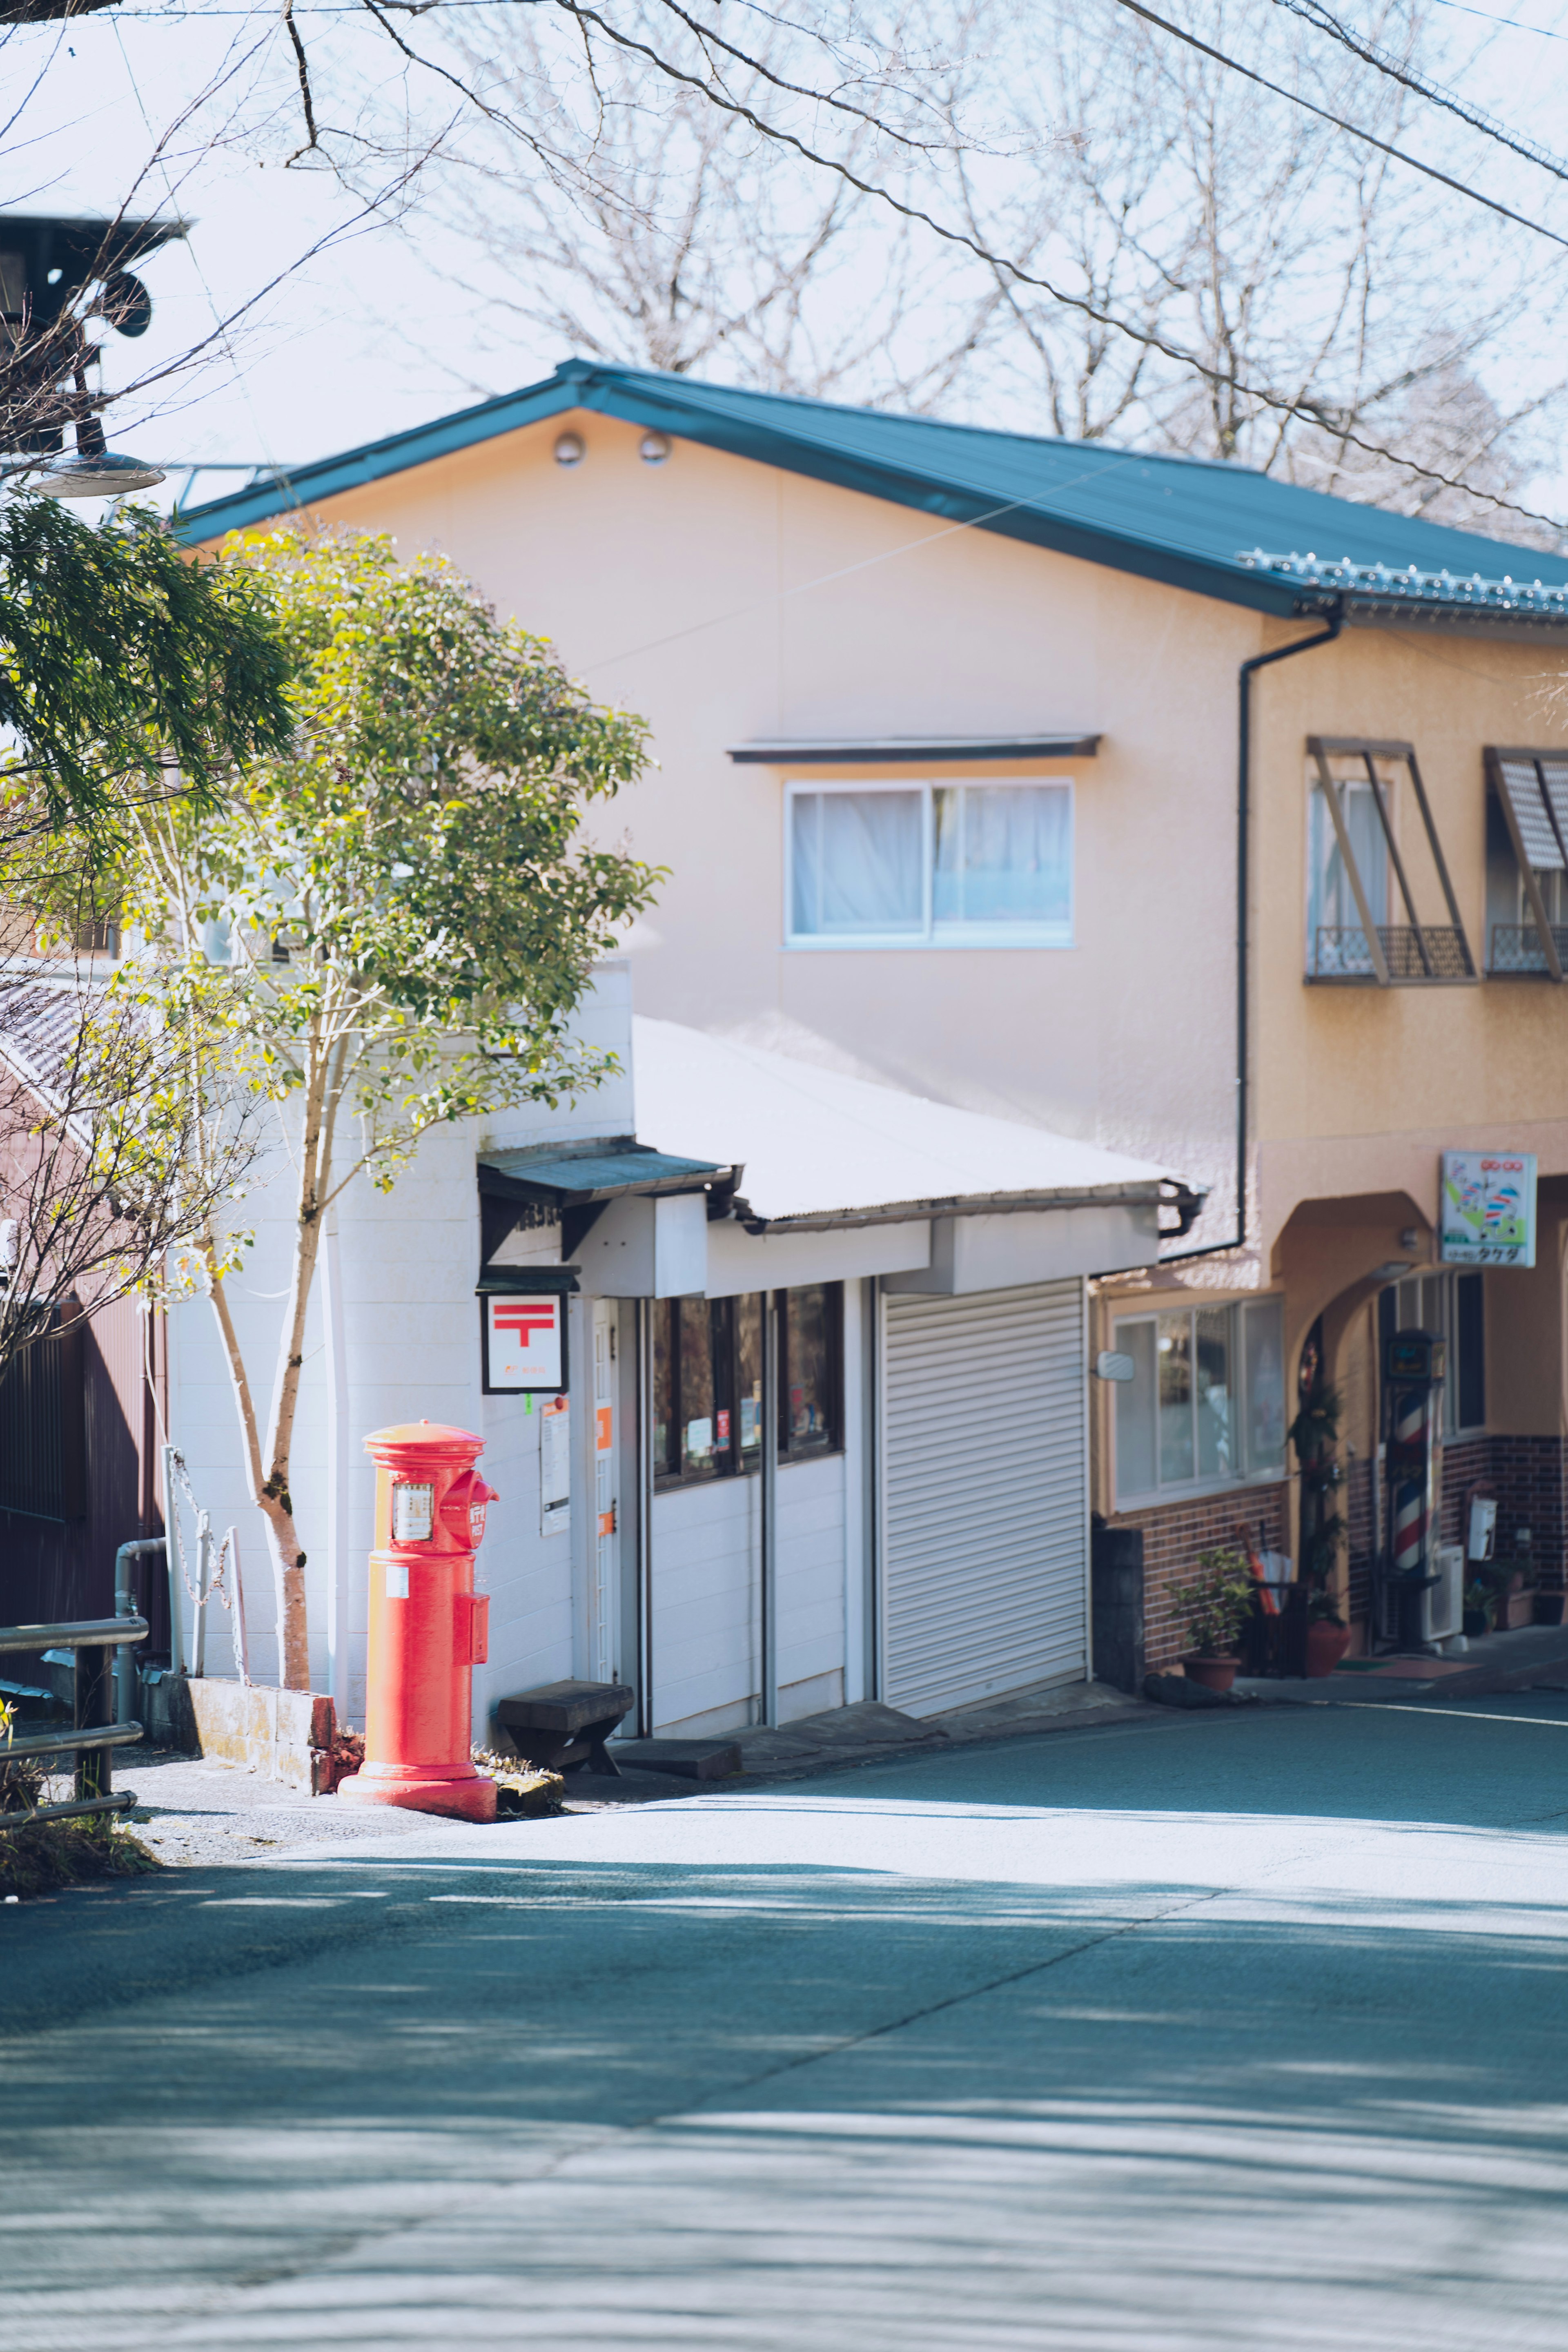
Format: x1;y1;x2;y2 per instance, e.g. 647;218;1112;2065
590;1300;620;1685
881;1280;1087;1717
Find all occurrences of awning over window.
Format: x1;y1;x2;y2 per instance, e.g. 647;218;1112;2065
1494;754;1565;872
1485;746;1568;981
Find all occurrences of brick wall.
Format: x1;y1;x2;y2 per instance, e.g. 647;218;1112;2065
1346;1456;1376;1623
1439;1436;1568;1579
1112;1485;1291;1670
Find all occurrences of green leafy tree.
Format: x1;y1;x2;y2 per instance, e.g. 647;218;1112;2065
0;495;293;847
118;528;658;1689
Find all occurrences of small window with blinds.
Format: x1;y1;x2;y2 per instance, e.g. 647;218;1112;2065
1485;747;1568;979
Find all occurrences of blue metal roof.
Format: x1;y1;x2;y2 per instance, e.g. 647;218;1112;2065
478;1141;724;1200
176;358;1568;623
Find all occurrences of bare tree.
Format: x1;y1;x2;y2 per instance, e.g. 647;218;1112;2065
946;0;1567;535
0;949;260;1385
394;0;1009;412
339;0;1568;539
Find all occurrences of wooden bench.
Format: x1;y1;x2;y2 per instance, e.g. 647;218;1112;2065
496;1680;636;1776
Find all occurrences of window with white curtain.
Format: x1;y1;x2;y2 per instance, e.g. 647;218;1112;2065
1307;766;1391;975
787;780;1073;947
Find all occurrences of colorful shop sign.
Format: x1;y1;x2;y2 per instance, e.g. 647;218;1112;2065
1439;1151;1537;1268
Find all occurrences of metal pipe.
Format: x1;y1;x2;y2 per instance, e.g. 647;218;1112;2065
635;1298;655;1739
0;1615;148;1655
113;1541;165;1722
161;1444;185;1675
6;1792;136;1826
1164;605;1343;1265
226;1527;250;1684
4;1721;144;1759
761;1291;780;1728
192;1511;211;1678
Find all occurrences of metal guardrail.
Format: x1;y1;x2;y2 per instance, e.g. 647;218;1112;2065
0;1613;148;1827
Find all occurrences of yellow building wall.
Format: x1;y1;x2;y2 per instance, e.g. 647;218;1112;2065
205;407;1568;1269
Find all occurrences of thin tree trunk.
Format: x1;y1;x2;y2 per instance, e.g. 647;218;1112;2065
200;1226;311;1690
256;1022;334;1692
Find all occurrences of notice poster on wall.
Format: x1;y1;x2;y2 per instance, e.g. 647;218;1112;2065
541;1396;570;1537
1439;1150;1537;1268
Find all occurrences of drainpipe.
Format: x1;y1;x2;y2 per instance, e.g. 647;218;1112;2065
1165;602;1343;1265
114;1537;166;1722
760;1291;780;1728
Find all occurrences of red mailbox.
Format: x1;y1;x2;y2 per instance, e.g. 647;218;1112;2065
337;1420;500;1823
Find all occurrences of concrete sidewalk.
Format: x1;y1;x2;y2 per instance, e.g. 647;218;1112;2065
1238;1616;1568;1706
116;1678;1152;1853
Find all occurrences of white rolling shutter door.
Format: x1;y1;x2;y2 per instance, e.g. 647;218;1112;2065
882;1281;1087;1717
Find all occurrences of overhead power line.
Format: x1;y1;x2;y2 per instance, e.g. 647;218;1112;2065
1110;0;1568;248
1274;0;1568;187
541;0;1566;531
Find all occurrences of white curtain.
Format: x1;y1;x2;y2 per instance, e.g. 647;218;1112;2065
933;784;1071;930
1309;776;1389;957
791;791;923;935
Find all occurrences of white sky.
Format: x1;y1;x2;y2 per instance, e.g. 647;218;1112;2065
8;0;1568;514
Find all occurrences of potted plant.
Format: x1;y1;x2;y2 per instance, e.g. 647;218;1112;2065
1463;1578;1494;1639
1304;1590;1352;1678
1170;1548;1255;1692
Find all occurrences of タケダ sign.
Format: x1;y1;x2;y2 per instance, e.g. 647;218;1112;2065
1439;1151;1537;1268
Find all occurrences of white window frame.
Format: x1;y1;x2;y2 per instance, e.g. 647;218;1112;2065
1112;1295;1289;1509
783;776;1075;951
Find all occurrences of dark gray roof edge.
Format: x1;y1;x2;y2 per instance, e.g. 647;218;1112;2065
729;733;1102;764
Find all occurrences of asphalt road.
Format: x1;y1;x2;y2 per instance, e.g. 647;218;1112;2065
6;1694;1568;2350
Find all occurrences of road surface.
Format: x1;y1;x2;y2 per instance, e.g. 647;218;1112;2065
6;1693;1568;2348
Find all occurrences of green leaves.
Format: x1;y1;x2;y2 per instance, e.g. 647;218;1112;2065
138;525;661;1186
0;495;294;845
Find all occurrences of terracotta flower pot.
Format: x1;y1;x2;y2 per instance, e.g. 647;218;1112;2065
1181;1652;1239;1694
1304;1619;1352;1679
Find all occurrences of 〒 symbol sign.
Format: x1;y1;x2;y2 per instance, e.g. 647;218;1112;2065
485;1293;565;1392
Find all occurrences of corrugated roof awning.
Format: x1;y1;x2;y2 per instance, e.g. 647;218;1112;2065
477;1140;728;1206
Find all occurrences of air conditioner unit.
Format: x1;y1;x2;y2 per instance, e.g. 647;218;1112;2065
1421;1543;1466;1647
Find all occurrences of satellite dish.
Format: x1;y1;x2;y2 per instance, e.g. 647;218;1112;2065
101;270;152;338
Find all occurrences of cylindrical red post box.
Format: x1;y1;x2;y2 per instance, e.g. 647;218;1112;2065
337;1420;499;1823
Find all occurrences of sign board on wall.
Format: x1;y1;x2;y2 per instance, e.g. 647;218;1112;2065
483;1293;567;1392
541;1397;570;1537
1439;1151;1537;1268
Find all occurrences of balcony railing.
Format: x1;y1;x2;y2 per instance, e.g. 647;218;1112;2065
1489;923;1568;976
1310;925;1475;982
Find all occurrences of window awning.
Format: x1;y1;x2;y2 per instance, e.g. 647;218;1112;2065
728;733;1100;765
1486;746;1568;981
477;1140;728;1206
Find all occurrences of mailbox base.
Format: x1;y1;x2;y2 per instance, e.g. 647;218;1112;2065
337;1764;497;1823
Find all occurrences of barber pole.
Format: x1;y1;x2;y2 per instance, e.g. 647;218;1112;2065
1389;1390;1429;1577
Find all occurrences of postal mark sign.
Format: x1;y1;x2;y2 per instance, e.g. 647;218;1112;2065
485;1294;564;1391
